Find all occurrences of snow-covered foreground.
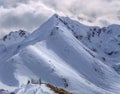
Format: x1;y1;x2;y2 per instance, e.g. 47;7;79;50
15;84;56;94
0;84;56;94
0;14;120;94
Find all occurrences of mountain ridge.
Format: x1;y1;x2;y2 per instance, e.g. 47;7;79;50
0;14;120;94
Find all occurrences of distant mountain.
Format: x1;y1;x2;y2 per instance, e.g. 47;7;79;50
0;14;120;94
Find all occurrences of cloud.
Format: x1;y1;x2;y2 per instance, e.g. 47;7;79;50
0;0;55;37
0;0;120;38
44;0;120;26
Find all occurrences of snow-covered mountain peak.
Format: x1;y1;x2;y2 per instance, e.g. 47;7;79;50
1;14;120;94
22;14;73;44
0;30;29;47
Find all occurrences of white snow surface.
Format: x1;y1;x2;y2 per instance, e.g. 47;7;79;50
15;84;56;94
0;14;120;94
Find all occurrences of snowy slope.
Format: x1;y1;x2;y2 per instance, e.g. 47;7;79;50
0;14;120;94
61;17;120;68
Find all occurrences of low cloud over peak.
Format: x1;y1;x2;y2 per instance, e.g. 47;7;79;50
0;0;120;37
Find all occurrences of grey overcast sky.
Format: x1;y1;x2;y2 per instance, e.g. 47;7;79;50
0;0;120;37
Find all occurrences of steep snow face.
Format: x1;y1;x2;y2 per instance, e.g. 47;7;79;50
0;14;120;94
0;30;29;67
61;17;120;65
0;30;29;60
